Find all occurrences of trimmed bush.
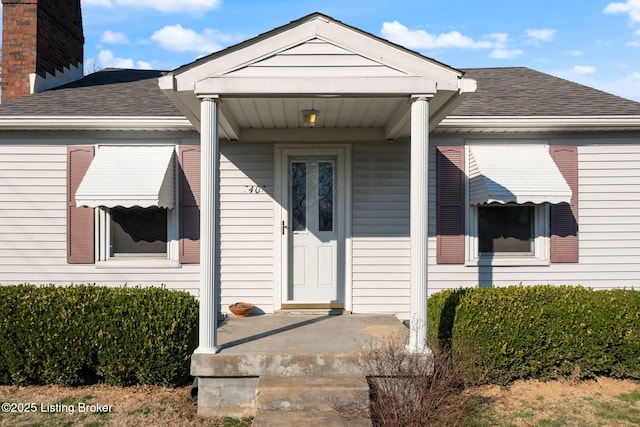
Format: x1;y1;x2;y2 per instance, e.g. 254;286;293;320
449;285;640;385
427;288;467;352
0;284;198;387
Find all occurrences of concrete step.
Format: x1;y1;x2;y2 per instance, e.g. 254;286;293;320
253;375;371;427
253;410;371;427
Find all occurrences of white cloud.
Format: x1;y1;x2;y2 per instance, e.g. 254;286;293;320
81;0;222;14
151;24;240;53
604;0;640;23
88;49;152;70
100;30;129;44
632;71;640;79
487;33;523;59
379;21;526;59
380;21;493;49
627;40;640;46
567;50;585;56
489;48;523;59
525;28;557;43
82;0;111;6
573;65;597;74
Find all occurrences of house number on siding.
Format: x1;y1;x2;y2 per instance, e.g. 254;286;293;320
246;185;266;194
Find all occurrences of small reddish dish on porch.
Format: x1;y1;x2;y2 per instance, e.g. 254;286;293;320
229;302;254;318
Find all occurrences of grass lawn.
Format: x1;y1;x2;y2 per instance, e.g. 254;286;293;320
443;377;640;427
0;384;251;427
0;377;638;426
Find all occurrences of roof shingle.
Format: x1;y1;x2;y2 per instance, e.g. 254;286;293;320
0;66;639;118
454;67;640;116
0;69;182;116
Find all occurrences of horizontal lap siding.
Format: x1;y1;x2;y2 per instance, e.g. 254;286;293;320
0;146;67;269
219;142;274;312
427;138;640;294
352;142;410;318
576;145;640;275
230;39;404;78
0;142;199;295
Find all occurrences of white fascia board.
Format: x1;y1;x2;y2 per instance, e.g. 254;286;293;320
0;116;194;131
195;76;437;96
312;19;463;90
438;115;640;132
458;77;477;93
169;16;464;93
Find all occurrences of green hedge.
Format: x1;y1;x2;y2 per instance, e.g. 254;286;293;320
0;284;198;387
427;288;467;352
435;285;640;385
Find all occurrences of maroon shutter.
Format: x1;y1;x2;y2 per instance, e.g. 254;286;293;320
436;146;465;264
67;146;95;264
550;146;579;263
179;146;201;264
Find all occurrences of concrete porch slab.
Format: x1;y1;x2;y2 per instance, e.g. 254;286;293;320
191;314;408;418
192;314;408;377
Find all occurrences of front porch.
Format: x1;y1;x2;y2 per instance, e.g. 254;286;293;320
159;13;477;419
192;313;407;420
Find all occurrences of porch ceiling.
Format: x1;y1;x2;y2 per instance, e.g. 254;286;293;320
166;91;466;141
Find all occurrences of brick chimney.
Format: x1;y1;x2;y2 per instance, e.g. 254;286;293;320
1;0;84;103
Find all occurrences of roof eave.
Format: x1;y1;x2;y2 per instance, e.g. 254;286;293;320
436;115;640;133
0;116;194;131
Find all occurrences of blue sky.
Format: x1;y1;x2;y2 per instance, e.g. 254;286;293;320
79;0;640;101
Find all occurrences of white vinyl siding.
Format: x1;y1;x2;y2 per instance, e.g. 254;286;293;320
228;39;407;78
219;141;275;312
4;136;640;318
351;141;411;318
0;140;199;295
0;145;67;264
427;137;640;295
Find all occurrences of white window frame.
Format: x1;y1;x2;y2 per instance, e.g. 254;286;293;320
94;145;180;268
464;145;551;267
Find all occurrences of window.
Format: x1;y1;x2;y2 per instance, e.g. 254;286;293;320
110;207;168;256
318;161;334;232
478;205;533;254
435;144;578;266
97;205;179;266
69;144;201;266
290;162;307;232
469;203;549;265
75;145;180;267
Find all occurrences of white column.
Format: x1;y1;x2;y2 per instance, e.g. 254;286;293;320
408;95;432;354
195;96;221;354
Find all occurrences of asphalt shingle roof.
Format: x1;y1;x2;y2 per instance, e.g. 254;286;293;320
0;69;182;116
0;66;639;118
454;67;640;116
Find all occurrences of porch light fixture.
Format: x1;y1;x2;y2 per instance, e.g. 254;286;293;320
302;109;318;127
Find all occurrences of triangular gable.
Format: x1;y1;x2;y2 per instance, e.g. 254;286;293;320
227;37;409;78
159;13;476;138
161;13;467;94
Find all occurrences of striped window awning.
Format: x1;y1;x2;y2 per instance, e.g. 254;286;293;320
469;145;572;205
75;146;175;208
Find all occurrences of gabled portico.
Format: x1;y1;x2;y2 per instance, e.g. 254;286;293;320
159;12;475;368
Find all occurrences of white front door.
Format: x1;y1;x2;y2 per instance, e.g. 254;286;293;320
279;148;346;305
